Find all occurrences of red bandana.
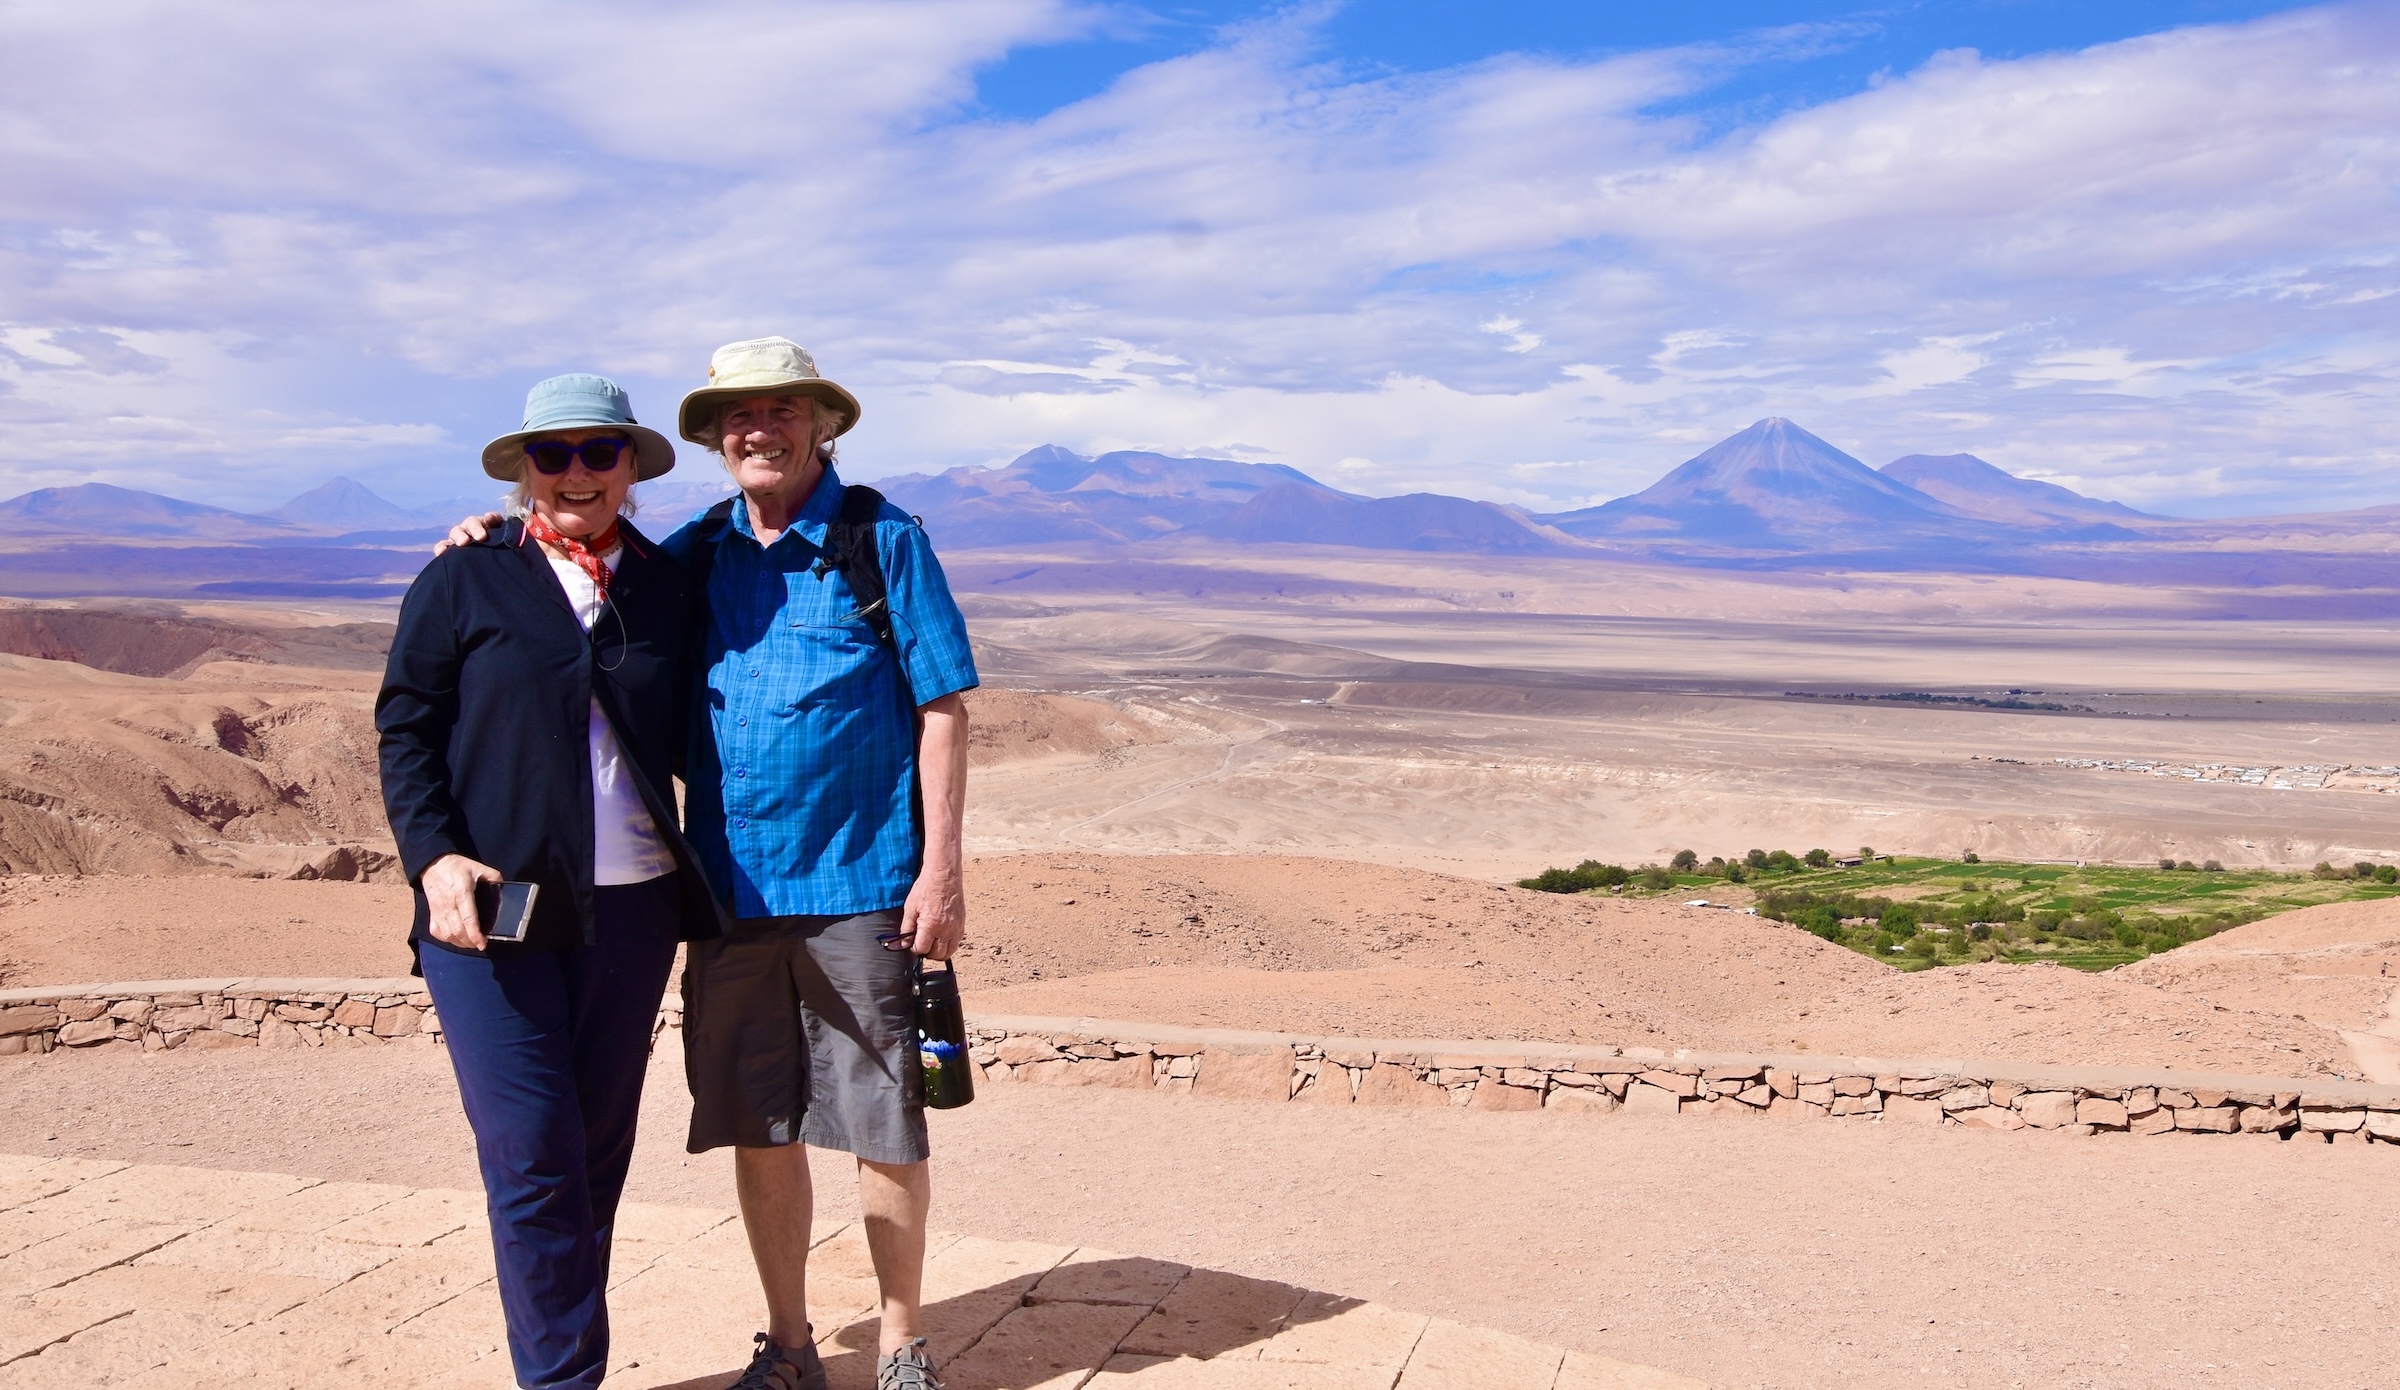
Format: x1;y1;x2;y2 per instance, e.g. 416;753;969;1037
523;510;622;597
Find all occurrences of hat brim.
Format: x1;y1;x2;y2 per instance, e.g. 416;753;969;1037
677;380;861;448
480;423;678;482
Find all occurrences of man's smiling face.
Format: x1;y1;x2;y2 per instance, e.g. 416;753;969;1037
718;394;823;501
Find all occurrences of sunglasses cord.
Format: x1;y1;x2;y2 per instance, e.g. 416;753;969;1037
592;592;627;672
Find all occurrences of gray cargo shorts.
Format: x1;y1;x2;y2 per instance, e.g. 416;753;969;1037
681;907;930;1165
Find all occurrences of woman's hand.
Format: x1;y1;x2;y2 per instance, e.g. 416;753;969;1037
422;853;502;950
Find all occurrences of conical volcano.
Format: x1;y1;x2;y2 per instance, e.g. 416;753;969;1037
1542;418;1979;549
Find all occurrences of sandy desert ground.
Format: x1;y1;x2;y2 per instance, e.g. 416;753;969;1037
4;561;2399;1386
9;549;2400;883
5;857;2389;1080
951;545;2400;878
3;1041;2393;1390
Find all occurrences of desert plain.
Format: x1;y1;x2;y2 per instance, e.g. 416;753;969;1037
2;545;2398;1388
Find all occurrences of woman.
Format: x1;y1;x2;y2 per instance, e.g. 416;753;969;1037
377;373;725;1390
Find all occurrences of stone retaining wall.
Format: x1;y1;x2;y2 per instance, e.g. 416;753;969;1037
5;981;2395;1147
0;978;439;1054
961;1013;2400;1148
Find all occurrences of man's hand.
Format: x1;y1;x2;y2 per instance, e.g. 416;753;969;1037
431;512;505;556
902;692;970;961
422;853;502;950
899;868;965;961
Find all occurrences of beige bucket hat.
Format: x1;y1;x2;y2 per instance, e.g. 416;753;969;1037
676;337;862;447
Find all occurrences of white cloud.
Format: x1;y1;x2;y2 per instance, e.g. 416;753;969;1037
1868;337;1991;394
0;1;2395;514
1480;317;1543;354
272;423;452;448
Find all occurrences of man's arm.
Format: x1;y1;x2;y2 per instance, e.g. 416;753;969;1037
899;692;968;959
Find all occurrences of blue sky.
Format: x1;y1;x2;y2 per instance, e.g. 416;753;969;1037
1;0;2393;517
975;2;2310;124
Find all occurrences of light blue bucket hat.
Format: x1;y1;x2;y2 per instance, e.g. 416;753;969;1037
479;373;678;482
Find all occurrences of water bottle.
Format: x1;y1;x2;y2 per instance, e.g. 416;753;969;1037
913;958;974;1110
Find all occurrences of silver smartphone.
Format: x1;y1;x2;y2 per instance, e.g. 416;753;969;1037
474;881;541;943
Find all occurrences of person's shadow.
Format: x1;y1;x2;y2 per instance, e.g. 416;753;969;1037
645;1255;1377;1390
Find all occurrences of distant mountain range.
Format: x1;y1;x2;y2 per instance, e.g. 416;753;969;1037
873;445;1572;553
1538;418;2151;552
1;423;2395;599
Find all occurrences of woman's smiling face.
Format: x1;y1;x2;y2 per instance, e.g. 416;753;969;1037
524;428;633;538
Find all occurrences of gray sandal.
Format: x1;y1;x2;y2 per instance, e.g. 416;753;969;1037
877;1336;944;1390
733;1330;827;1390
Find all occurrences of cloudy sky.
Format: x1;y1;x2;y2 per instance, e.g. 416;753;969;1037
2;0;2394;516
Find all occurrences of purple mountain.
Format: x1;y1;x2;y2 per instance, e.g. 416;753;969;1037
0;482;306;540
876;446;1567;552
1540;418;1981;549
1879;453;2152;527
1198;483;1571;554
267;477;427;530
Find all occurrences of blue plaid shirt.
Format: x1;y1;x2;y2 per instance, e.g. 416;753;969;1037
661;466;979;918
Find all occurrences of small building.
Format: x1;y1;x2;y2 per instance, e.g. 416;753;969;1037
1834;855;1865;868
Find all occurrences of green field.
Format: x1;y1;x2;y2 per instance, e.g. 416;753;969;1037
1520;852;2400;972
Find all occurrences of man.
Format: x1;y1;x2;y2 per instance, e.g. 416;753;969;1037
662;338;975;1390
442;337;973;1390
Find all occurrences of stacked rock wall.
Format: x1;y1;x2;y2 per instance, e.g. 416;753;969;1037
0;979;436;1054
4;981;2394;1147
962;1017;2400;1147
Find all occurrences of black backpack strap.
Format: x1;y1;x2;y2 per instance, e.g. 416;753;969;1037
820;484;896;648
688;496;740;592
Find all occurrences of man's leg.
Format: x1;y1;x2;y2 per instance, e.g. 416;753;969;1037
734;1143;815;1349
682;916;820;1379
786;909;934;1359
857;1158;930;1352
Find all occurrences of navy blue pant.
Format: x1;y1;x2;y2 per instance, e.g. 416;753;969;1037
421;875;680;1390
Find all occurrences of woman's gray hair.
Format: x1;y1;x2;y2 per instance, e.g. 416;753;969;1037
504;477;640;519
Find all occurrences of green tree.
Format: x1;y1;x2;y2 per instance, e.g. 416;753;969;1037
1670;849;1699;872
1804;848;1831;868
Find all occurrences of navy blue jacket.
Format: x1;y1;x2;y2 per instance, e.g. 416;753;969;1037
376;518;726;956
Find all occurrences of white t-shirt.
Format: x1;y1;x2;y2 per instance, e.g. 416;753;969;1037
543;544;675;887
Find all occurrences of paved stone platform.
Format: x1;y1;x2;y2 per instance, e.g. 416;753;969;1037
0;1155;1699;1390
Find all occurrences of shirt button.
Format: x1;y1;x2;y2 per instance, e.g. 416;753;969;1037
734;768;747;779
737;717;748;727
749;670;760;677
734;818;748;828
